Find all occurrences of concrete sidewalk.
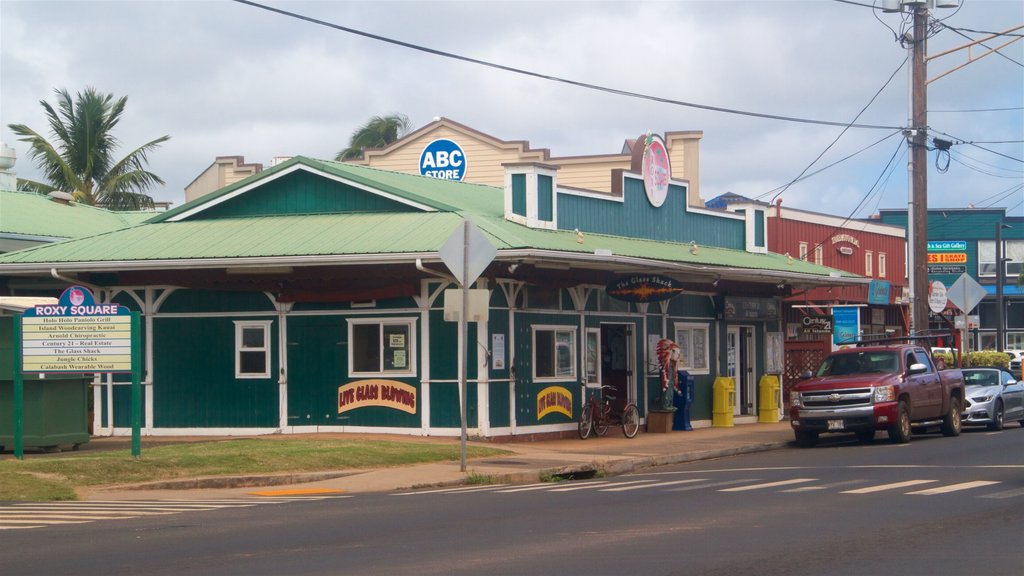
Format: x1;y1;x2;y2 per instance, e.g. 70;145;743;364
83;421;797;501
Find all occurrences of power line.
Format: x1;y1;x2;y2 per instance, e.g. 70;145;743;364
937;21;1024;68
931;129;1024;163
930;106;1024;113
230;0;901;131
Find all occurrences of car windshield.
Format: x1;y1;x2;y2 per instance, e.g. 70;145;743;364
817;351;900;376
963;371;998;387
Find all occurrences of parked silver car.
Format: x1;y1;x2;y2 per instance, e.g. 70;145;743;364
961;368;1024;430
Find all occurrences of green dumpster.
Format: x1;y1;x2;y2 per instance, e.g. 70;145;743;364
0;315;91;452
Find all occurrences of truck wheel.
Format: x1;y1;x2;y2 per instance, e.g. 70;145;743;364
988;401;1004;431
795;431;818;448
888;401;912;444
941;397;962;437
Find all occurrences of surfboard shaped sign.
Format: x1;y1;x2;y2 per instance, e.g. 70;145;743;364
606;274;684;303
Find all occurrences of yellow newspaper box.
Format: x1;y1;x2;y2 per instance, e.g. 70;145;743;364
758;374;780;423
712;377;735;428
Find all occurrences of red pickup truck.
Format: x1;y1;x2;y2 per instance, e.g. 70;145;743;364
789;344;965;447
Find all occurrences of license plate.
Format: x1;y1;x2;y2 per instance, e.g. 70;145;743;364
827;419;844;431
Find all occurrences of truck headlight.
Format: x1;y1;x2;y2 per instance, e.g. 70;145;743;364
874;385;895;403
789;391;802;408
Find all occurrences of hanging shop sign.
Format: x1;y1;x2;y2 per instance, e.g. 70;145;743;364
606;274;684;302
928;264;966;275
723;297;779;321
800;315;833;335
641;133;671;208
338;379;417;414
867;280;891;305
419;138;466;181
927;253;967;264
537;386;573;420
21;286;133;373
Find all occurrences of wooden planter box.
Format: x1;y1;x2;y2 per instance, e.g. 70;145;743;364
647;409;676;433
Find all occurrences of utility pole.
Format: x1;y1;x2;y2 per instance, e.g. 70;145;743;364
909;2;930;335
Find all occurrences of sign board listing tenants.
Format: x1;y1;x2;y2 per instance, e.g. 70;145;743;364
21;286;133;373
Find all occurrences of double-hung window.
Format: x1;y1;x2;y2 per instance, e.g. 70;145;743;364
234;320;272;378
673;322;710;375
349;318;417;377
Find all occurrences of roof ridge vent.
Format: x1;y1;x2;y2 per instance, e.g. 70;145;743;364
48;190;74;204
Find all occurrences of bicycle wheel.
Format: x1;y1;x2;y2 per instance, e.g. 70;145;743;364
578;404;594;439
594;407;610;437
621;404;640;438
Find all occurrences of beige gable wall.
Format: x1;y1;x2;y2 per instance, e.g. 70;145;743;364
351;119;703;204
185;157;263;203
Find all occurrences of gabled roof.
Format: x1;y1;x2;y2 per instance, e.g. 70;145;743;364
0;157;864;286
0;189;153;241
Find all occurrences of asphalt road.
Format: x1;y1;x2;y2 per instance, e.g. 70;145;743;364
2;426;1022;576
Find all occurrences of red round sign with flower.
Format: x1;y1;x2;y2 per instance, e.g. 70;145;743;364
642;134;671;207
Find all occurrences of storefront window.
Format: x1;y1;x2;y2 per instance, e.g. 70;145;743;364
534;326;576;380
349;318;416;376
674;322;709;373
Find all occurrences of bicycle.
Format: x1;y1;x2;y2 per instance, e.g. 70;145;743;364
578;385;640;439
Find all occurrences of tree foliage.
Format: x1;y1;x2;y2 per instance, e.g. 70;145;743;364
335;113;411;161
7;87;170;210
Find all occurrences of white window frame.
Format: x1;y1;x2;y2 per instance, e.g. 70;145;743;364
865;250;873;277
879;252;887;278
234;320;272;379
814;245;823;265
798;242;809;261
673;321;711;376
532;325;577;381
347;317;418;377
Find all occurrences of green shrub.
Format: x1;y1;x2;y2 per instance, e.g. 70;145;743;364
963;351;1010;369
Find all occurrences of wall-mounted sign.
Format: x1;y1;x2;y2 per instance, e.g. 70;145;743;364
867;280;891;305
21;286;133;373
927;253;967;264
928;280;948;314
723;297;778;321
927;240;966;252
837;246;855;255
419;138;466;181
641;134;671;208
831;234;861;247
537;386;573;419
338;379;417;414
928;264;966;275
606;274;684;302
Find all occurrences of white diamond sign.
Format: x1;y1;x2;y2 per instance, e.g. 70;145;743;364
439;220;497;288
947;273;988;314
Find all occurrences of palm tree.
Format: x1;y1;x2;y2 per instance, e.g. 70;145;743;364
335;113;411;161
7;87;170;210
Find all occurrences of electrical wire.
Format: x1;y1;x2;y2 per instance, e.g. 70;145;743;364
762;56;907;204
230;0;901;131
929;106;1024;113
930;129;1024;163
936;22;1024;68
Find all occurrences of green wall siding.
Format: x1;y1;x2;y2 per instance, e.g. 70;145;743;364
512;173;526;217
161;289;275;313
558;177;744;249
152;317;278;427
754;209;765;248
193;170;413;219
538;174;553;222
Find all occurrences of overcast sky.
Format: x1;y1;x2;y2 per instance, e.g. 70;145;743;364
2;0;1021;218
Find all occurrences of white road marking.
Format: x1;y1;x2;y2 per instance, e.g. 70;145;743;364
906;481;1001;495
600;479;708;492
842;480;938;494
719;478;818;492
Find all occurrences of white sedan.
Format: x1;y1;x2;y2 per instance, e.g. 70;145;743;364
961;368;1024;431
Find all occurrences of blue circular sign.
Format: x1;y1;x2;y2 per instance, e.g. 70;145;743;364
419;139;466;181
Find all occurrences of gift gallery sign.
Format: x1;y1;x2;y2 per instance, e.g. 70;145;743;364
21;286;132;373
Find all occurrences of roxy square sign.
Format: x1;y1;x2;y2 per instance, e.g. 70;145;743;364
21;285;133;373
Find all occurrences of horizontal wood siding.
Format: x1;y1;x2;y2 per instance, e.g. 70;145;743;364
196;171;411;219
153;317;278;427
558;177;744;248
159;289;276;314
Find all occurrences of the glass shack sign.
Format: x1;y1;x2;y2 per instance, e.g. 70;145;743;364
21;286;132;373
607;274;684;303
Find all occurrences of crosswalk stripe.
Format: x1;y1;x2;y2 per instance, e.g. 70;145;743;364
666;479;756;492
783;480;869;493
842;480;937;494
906;481;1001;495
496;483;574;493
548;480;655;492
979;487;1024;499
600;479;708;492
392;484;508;496
720;478;817;492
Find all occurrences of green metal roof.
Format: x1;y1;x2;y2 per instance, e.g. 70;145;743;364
0;157;861;282
0;189;153;240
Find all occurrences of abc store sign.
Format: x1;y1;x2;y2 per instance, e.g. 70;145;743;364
419;139;466;181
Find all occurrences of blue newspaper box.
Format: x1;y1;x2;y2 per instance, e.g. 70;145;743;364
673;370;694;431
